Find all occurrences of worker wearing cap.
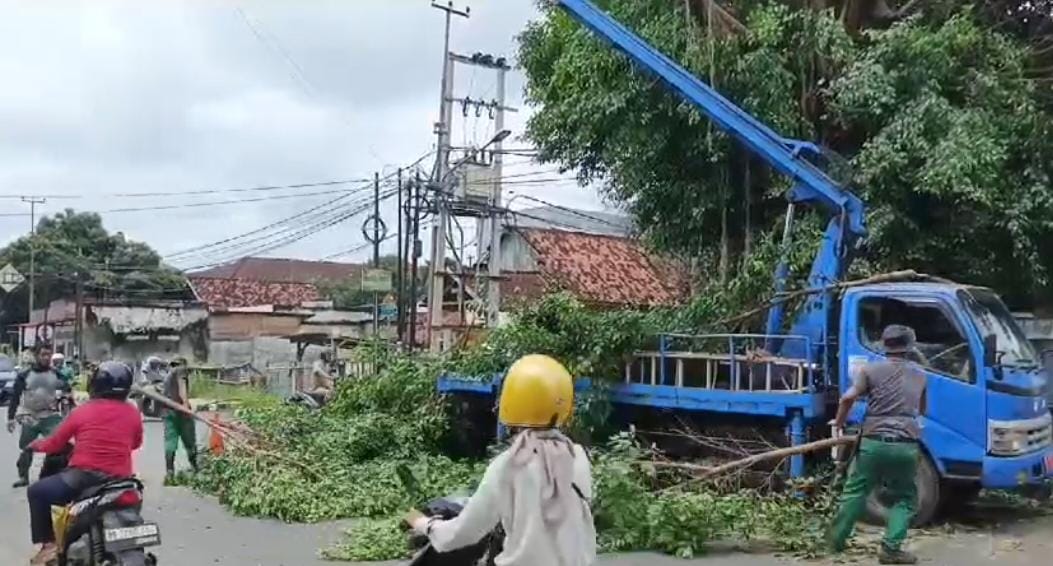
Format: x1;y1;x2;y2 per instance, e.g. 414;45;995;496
828;324;928;564
405;354;597;566
162;357;197;482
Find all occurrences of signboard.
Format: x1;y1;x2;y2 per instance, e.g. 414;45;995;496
362;269;393;293
0;263;24;293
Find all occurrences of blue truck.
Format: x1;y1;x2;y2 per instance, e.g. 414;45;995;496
439;0;1052;523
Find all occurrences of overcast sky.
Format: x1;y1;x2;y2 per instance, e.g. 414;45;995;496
0;0;610;269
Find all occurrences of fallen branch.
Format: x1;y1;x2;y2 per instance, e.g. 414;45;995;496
709;270;951;328
133;385;323;481
651;435;857;481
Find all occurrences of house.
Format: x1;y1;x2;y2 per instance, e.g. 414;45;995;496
187;257;372;367
425;206;687;351
497;227;689;309
24;297;209;366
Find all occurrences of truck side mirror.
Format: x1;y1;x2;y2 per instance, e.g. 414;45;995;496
983;334;998;368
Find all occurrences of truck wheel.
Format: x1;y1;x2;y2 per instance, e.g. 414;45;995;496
863;453;940;527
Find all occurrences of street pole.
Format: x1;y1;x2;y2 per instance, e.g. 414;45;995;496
409;174;423;353
487;64;508;328
396;168;404;345
373;172;380;338
427;2;469;352
21;197;45;332
74;272;84;360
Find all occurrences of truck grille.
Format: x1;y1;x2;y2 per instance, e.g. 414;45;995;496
989;413;1053;456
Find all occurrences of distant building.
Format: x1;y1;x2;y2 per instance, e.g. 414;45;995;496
25;297;208;366
426;205;686;352
187;257;380;368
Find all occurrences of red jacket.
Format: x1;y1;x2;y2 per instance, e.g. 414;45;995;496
32;399;143;478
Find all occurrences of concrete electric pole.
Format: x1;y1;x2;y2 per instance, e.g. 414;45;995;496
427;1;469;352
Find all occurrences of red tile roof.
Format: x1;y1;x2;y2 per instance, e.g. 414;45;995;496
189;257;362;284
515;229;688;307
188;277;320;309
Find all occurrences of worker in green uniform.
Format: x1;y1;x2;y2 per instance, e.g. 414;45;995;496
828;325;928;564
162;356;197;483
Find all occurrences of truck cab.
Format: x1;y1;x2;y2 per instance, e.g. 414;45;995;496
841;283;1051;519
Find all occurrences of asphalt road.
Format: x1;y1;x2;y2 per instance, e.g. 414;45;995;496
0;417;1050;565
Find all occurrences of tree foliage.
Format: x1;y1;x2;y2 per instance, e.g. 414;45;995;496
0;210;187;321
519;0;1053;308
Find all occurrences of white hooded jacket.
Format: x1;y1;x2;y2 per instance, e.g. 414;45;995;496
426;430;597;566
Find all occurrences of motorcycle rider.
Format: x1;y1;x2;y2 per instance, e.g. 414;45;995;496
24;361;143;565
406;354;597;566
51;353;75;386
6;343;69;488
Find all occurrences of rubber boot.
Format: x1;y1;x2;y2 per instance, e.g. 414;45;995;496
164;452;176;485
878;545;918;565
188;449;199;473
15;449;32;487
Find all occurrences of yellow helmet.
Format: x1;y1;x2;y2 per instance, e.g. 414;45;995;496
498;354;574;428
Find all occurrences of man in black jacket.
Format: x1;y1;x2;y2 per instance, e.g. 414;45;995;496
6;343;68;488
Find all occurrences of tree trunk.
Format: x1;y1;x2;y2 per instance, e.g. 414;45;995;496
743;156;752;259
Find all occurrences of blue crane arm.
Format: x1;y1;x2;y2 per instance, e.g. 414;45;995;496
555;0;868;364
554;0;866;233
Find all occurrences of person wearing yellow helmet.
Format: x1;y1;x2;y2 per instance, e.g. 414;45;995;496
406;354;597;566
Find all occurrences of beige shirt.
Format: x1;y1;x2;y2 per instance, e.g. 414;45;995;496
428;442;597;566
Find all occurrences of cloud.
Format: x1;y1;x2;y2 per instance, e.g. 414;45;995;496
0;0;612;266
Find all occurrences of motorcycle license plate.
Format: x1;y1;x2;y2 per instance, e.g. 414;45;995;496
103;522;161;552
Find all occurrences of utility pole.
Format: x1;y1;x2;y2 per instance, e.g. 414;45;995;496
409;173;423;353
21;197;45;329
427;1;470;352
396;168;405;345
372;172;381;337
486;63;508;328
74;272;84;360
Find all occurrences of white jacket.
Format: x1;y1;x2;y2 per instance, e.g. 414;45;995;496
427;439;597;566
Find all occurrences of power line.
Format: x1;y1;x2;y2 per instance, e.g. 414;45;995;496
0;187;368;218
163;153;433;263
0;177;373;201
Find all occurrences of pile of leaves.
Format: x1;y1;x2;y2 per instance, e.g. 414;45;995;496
191;357;837;562
190;358;486;525
321;433;836;562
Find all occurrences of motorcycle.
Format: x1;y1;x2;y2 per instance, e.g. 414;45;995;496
57;389;76;418
51;476;160;566
397;464;502;566
131;382;164;419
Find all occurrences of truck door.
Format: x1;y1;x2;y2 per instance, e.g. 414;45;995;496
841;291;987;469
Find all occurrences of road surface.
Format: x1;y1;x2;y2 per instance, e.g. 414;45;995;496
0;418;1050;565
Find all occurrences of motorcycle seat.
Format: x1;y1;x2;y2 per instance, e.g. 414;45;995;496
76;477;142;501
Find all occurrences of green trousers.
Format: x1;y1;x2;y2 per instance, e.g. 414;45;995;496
163;412;197;460
16;414;63;478
828;438;919;551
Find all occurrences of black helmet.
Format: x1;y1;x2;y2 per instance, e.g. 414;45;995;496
90;361;134;400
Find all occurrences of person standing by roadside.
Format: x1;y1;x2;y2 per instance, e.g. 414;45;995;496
162;356;197;482
828;324;928;564
6;343;69;488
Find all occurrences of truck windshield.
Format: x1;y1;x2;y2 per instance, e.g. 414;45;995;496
960;289;1038;367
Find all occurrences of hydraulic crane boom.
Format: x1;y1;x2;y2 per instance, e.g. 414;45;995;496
554;0;868;361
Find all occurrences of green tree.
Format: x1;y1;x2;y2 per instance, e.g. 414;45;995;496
0;210;188;323
519;0;1053;308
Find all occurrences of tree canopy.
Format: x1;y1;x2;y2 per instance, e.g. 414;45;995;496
519;0;1053;309
0;210;188;323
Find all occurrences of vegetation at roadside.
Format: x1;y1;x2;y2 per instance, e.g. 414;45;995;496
188;303;840;561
